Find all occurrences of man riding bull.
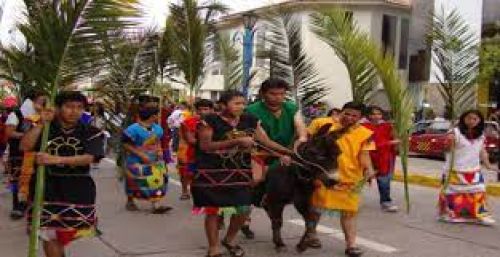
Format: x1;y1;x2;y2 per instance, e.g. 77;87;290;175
244;79;313;241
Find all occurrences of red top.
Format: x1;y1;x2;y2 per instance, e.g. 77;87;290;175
362;121;396;176
178;116;199;164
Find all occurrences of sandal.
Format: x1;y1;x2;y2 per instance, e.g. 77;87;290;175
125;202;139;212
345;247;364;257
221;239;245;257
151;206;173;214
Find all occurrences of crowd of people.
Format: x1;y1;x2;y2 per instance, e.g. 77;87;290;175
0;78;499;257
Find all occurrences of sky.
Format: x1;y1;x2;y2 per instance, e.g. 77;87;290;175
0;0;285;45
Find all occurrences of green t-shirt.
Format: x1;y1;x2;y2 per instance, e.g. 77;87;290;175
246;100;298;148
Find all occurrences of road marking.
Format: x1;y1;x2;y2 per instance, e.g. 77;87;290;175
287;219;398;253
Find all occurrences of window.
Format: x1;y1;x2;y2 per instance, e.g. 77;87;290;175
381;15;397;57
210;91;219;101
399;18;410;69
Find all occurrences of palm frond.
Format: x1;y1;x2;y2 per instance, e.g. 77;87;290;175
263;10;328;108
0;2;142;256
216;32;243;90
310;9;378;103
427;7;479;119
165;0;227;96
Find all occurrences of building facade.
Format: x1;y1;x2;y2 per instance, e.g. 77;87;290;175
193;0;412;108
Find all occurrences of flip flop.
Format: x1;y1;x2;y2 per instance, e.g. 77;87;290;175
345;247;364;257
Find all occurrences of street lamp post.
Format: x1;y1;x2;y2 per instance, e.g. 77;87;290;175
242;12;258;99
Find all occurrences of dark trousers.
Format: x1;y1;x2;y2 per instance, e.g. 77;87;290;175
171;128;180;153
377;173;393;204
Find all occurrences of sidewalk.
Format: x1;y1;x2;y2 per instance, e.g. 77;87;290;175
393;157;500;196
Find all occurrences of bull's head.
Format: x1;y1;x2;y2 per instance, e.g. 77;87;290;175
295;124;342;187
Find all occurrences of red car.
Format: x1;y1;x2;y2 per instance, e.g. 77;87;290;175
409;120;499;161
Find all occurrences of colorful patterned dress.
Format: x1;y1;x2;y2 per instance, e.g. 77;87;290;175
191;114;257;216
438;128;492;223
123;123;168;201
28;122;105;246
308;119;375;216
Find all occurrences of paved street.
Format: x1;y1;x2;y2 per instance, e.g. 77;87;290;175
1;158;500;257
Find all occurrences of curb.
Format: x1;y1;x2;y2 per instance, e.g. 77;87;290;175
393;172;500;197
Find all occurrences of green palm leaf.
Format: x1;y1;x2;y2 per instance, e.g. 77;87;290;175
262;11;328;108
0;2;141;256
311;8;414;212
310;9;378;103
165;0;227;97
216;32;243;90
427;8;479;119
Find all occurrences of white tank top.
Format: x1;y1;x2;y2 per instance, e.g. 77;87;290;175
444;128;484;172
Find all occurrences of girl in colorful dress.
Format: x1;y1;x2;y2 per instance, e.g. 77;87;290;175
193;90;290;257
439;110;498;225
123;96;171;214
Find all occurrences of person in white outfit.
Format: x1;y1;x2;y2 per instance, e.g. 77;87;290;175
439;110;499;225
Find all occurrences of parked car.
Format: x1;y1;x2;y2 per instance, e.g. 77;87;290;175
409;120;499;161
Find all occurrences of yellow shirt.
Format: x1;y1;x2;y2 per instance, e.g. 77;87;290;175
308;117;375;213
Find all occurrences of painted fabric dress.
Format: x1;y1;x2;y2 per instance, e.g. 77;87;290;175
123;123;168;201
28;122;105;246
192;114;257;216
438;128;492;223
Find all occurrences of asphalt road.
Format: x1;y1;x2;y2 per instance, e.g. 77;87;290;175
1;158;500;257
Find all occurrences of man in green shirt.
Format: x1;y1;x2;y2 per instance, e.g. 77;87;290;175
243;78;308;239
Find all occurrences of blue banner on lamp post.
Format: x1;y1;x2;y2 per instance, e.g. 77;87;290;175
241;13;257;100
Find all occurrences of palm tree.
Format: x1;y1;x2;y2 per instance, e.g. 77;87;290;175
0;1;140;256
261;11;328;109
311;8;414;212
216;32;243;90
427;8;480;120
310;8;378;104
164;0;227;98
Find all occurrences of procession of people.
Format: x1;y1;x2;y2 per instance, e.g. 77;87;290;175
1;79;499;257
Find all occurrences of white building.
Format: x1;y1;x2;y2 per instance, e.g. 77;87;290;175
195;0;413;108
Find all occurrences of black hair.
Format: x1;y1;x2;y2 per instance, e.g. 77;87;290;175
458;109;485;140
367;105;384;115
219;90;245;105
259;78;290;94
194;99;214;109
25;90;47;101
341;101;365;112
55;91;87;107
327;108;341;117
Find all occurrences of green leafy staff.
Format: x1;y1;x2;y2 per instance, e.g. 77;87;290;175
311;8;414;212
0;1;139;256
427;8;480;189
